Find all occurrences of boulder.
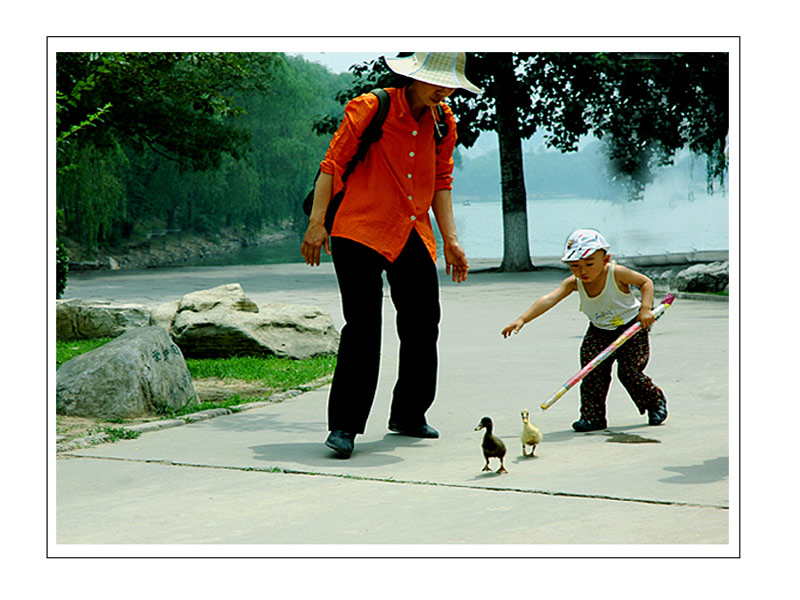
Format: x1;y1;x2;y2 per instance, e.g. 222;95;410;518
149;299;180;331
675;261;729;293
56;299;152;340
177;282;259;314
161;283;339;359
56;326;197;419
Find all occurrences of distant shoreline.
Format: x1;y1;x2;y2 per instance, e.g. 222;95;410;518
469;249;728;271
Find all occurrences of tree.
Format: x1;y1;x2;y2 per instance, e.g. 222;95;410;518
55;52;282;255
469;53;539;271
316;52;729;271
534;52;729;199
56;52;281;171
55;95;114;296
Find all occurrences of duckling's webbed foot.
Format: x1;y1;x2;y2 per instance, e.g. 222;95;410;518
482;463;491;472
497;464;508;474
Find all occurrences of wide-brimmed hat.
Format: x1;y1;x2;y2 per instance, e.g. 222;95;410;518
561;229;611;262
384;52;482;94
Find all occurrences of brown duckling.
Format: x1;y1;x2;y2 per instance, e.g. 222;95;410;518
520;409;543;457
475;416;507;474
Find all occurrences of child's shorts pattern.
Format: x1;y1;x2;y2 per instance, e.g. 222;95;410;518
578;321;666;422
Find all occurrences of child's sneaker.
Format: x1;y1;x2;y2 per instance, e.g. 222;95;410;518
648;401;668;426
572;418;607;432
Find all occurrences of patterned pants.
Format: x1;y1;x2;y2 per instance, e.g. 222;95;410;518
579;320;667;422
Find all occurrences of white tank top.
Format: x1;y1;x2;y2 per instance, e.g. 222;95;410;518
577;262;640;330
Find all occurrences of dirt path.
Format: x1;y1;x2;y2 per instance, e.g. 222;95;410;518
55;377;310;448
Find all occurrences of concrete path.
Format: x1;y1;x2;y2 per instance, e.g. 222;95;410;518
54;260;733;553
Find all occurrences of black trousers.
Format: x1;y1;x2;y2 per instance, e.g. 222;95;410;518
328;230;441;434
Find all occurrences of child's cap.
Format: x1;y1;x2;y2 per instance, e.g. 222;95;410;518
561;229;610;262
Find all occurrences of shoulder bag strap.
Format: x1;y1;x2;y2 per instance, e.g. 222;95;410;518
341;88;390;182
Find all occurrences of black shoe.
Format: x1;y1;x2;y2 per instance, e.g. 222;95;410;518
648;403;668;426
325;430;355;457
572;418;607;432
388;422;440;438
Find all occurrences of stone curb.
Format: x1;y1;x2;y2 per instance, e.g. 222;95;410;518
56;376;332;454
652;288;729;302
671;291;729;302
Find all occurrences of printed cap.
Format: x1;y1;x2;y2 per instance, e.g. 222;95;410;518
561;229;610;262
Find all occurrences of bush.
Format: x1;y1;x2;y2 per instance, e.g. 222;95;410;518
56;237;69;299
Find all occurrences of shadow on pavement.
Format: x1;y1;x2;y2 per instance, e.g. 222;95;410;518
660;456;729;485
248;434;437;470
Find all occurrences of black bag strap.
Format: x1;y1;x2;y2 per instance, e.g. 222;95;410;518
304;88;390;213
341;88;391;182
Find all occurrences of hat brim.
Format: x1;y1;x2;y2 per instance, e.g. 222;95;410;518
385;54;482;95
561;246;610;262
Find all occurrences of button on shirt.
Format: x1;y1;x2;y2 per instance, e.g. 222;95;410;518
319;87;458;263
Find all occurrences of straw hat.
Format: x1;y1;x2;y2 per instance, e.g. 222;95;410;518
384;52;482;94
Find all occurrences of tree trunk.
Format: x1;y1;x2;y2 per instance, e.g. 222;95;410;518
493;53;534;272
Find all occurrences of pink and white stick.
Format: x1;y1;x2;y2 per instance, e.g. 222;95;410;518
540;294;675;411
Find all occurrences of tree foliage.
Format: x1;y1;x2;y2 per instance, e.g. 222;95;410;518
56;52;280;170
533;52;729;197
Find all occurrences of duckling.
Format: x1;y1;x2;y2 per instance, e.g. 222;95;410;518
520;409;543;457
475;416;507;474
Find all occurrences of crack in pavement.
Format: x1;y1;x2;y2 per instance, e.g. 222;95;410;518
62;453;729;511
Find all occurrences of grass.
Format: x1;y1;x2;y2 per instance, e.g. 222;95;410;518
57;338;336;383
102;427;142;442
56;337;114;367
184;354;336;390
157;394;270;418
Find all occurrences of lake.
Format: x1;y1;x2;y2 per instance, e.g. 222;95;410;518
454;191;730;260
187;190;730;267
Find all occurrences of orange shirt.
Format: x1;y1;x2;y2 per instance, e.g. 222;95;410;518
320;87;458;263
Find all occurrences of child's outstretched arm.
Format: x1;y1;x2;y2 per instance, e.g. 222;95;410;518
501;276;577;338
615;266;656;328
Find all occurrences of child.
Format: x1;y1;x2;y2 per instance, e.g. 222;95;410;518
501;229;668;432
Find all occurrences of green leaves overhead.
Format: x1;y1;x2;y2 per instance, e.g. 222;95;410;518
56;52;282;171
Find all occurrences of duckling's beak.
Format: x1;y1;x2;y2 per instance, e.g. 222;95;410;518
474;424;484;431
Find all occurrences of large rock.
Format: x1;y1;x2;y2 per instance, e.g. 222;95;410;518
156;283;339;359
177;282;259;314
675;261;729;293
56;326;197;419
57;298;152;340
149;299;180;332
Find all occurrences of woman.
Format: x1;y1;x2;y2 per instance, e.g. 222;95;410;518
301;52;481;458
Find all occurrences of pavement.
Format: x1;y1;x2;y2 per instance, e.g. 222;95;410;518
53;258;734;555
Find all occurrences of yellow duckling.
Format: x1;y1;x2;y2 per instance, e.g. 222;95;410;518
520;409;543;457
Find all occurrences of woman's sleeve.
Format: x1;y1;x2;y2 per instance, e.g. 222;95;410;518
320;93;379;197
434;103;458;191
